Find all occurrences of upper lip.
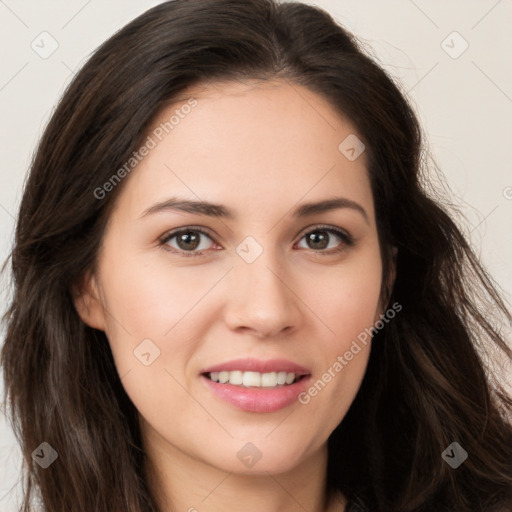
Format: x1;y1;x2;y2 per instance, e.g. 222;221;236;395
201;358;311;375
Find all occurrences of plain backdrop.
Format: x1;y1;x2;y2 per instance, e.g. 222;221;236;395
1;1;511;510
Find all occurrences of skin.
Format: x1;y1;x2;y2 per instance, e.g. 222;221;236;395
75;78;394;512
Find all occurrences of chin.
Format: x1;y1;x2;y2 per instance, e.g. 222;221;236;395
203;441;311;475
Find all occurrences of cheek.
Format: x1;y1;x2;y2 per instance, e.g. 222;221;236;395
295;245;382;429
98;254;213;432
96;253;214;394
308;244;383;346
100;246;221;339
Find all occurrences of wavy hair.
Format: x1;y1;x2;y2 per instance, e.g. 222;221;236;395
2;0;512;510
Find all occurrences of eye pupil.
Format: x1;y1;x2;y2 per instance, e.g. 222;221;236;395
307;231;329;250
177;231;200;250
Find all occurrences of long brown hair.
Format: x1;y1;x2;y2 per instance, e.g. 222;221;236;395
2;1;511;510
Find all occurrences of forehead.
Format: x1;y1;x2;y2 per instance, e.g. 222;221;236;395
113;79;374;223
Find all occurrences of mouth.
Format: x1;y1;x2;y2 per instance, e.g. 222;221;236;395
199;358;312;413
199;357;312;412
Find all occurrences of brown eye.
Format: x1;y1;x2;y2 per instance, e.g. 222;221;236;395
296;226;353;254
160;228;216;256
174;231;201;251
304;231;330;250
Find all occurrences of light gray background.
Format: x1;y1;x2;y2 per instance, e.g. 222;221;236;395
1;1;511;510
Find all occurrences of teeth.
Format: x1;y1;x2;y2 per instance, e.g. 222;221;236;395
208;370;299;387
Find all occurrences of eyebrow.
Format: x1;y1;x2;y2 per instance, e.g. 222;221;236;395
139;196;369;223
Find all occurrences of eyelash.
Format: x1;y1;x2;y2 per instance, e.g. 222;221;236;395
158;225;354;258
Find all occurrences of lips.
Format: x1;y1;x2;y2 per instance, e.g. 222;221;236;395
200;357;311;375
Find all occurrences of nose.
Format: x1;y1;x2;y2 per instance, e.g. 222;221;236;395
224;254;302;339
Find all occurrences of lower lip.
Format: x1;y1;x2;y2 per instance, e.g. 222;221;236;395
200;374;312;413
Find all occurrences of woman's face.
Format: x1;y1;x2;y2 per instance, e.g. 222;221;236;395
77;79;386;475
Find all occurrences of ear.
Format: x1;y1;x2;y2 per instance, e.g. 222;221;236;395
72;270;106;331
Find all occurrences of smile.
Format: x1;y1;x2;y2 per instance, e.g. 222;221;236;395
205;370;304;387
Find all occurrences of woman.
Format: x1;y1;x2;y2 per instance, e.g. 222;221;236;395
2;0;511;511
